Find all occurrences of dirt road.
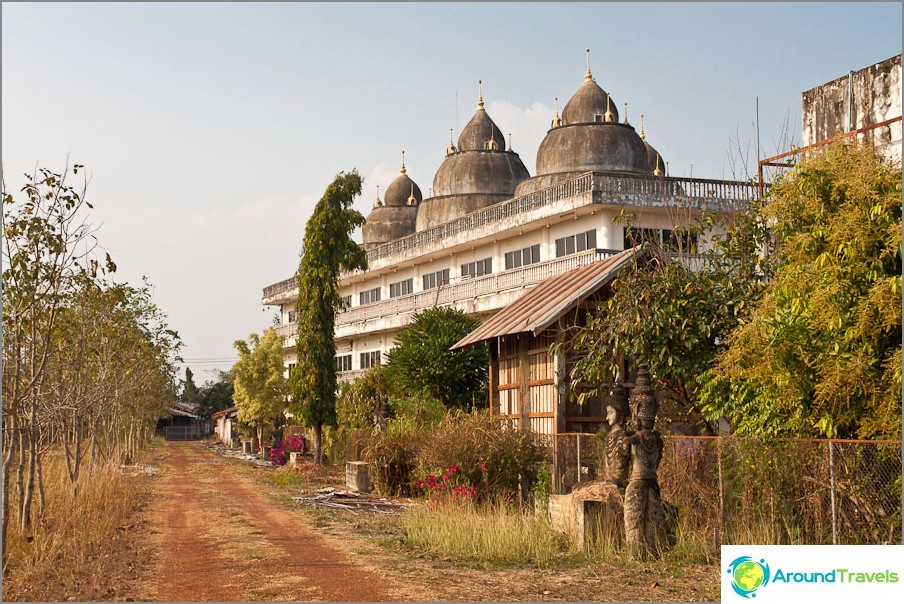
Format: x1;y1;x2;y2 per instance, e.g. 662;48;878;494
144;442;393;602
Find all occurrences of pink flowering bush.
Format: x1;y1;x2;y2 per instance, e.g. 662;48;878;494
414;411;546;505
266;435;307;465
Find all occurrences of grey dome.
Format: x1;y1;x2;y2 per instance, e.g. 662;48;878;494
562;78;618;125
432;150;529;197
535;122;649;175
362;204;418;246
384;170;423;207
458;105;506;151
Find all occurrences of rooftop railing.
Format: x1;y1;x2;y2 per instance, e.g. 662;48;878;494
262;171;760;301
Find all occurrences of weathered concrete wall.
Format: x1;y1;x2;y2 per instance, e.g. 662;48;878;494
802;55;901;164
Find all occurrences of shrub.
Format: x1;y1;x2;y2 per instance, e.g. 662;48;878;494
266;435;307;465
415;410;546;503
363;417;426;496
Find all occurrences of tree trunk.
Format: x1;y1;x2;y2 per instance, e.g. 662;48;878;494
313;423;323;465
2;416;19;570
36;453;46;520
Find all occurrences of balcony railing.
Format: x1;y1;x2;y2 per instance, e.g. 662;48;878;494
273;249;614;338
262;171;760;302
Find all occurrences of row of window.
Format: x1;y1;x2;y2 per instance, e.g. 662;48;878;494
329;230;598;315
624;227;698;251
333;351;382;372
555;229;596;258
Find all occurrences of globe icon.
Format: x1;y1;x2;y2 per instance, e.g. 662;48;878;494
733;560;765;592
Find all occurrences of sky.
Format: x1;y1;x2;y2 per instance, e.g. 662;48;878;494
2;2;901;383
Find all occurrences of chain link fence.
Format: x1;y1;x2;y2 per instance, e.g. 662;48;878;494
546;434;902;546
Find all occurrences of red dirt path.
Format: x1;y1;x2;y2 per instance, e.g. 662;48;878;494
145;442;392;602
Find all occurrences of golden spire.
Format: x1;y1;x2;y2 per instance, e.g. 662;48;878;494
407;182;418;206
446;128;457;155
639;113;646;141
400;150;406;174
508;132;512;151
486;128;499;151
373;185;382;208
477;79;484;110
604;94;614;123
552;97;563;128
623;102;630;125
584;47;593;82
653;153;663;176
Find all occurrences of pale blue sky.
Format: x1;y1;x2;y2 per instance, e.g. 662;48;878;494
3;2;901;381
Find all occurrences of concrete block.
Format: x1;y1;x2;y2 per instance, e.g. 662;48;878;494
346;461;373;493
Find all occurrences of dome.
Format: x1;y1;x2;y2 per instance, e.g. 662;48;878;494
562;78;618;125
432;150;529;197
384;162;423;207
416;85;530;232
361;205;418;247
457;85;506;151
535;122;649;175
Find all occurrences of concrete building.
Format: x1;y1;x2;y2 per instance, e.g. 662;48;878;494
802;54;902;164
262;54;759;435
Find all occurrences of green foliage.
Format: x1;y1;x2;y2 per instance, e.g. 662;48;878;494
388;394;446;426
181;368;201;407
385;307;488;410
197;371;235;420
289;170;367;462
336;365;390;431
233;328;287;442
414;410;546;499
700;141;902;439
562;203;771;433
363;417;426;496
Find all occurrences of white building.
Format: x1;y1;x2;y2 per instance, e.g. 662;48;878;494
262;58;759;412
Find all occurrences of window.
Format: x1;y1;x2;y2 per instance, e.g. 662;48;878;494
340;294;352;309
624;227;697;252
504;244;541;270
461;257;492;278
335;355;352;372
359;287;381;305
422;268;450;290
389;278;413;298
287;362;297;379
555;229;596;257
287;310;297;323
360;350;381;370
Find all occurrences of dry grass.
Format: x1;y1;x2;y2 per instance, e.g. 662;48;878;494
2;445;159;600
400;502;572;567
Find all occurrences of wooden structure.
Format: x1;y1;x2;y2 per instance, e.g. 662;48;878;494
453;247;647;490
453;246;646;436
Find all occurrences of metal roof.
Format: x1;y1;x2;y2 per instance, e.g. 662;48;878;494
451;245;646;349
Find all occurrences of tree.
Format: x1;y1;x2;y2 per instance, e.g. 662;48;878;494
385;307;488;410
181;368;201;408
699;141;901;440
233;329;287;448
290;171;367;464
561;203;771;434
197;371;235;420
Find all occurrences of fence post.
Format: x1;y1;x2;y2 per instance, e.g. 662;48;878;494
716;437;725;544
828;440;838;545
576;435;582;484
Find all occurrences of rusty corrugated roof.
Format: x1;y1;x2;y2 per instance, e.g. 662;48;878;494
451;245;646;349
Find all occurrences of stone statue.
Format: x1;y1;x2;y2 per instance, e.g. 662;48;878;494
623;365;667;560
604;383;632;491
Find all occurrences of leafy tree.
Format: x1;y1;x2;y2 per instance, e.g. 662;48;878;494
385;307;488;411
561;204;771;434
233;329;287;447
699;141;901;439
289;171;366;464
181;368;201;408
197;371;235;420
